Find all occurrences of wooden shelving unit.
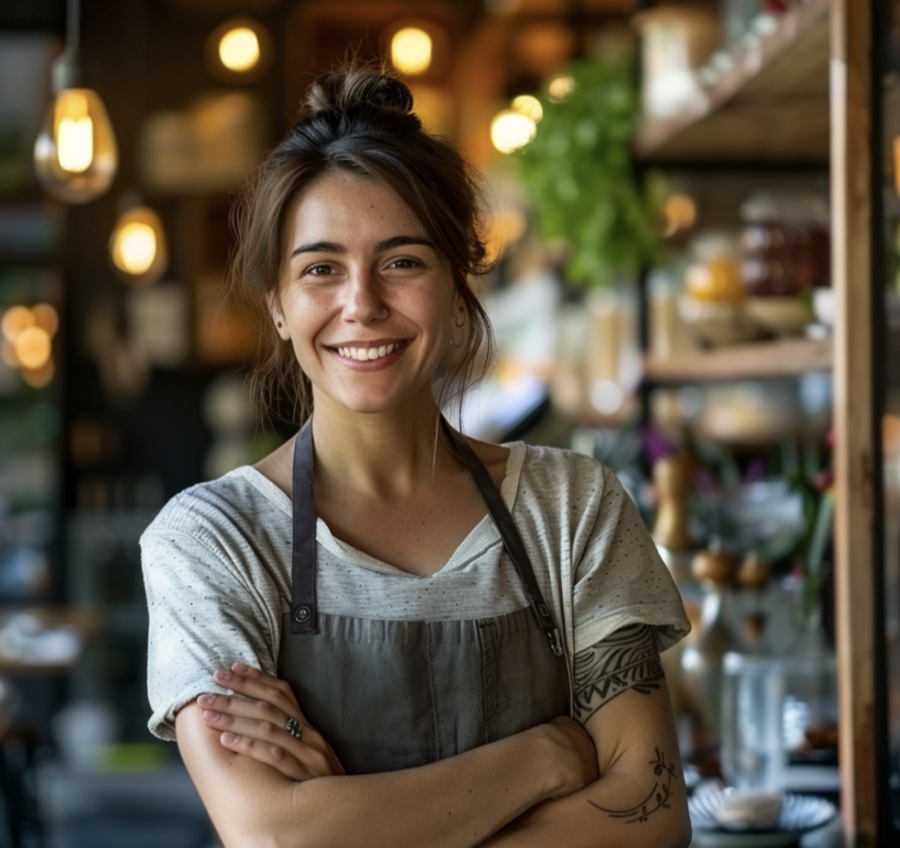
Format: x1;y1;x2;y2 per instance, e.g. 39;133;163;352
630;0;884;838
634;0;830;163
642;336;832;382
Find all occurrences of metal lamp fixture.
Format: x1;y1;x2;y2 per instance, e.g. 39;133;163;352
33;0;118;203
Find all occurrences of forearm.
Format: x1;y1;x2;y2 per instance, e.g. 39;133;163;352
479;657;692;848
288;733;566;848
177;703;569;848
478;752;691;848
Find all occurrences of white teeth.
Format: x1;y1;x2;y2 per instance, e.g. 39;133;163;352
337;343;403;362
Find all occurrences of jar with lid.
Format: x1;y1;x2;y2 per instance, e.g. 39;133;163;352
740;190;830;297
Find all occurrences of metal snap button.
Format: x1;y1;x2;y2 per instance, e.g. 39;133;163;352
293;605;311;623
538;603;550;617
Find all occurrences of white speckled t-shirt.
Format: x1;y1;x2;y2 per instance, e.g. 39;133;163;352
141;442;690;740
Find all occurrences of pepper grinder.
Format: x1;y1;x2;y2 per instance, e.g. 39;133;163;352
651;451;696;585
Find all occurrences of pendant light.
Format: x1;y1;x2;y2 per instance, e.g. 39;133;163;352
109;201;168;286
34;0;118;204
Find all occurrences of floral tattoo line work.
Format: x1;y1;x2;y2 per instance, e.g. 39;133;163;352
588;748;678;824
572;623;664;723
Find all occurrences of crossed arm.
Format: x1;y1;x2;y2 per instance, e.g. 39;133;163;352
175;624;691;848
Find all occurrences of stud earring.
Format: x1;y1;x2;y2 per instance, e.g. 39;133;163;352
277;321;282;328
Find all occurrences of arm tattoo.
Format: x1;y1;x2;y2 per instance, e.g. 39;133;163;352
588;748;678;824
572;624;663;723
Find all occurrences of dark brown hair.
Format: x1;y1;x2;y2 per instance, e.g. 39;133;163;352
230;62;495;426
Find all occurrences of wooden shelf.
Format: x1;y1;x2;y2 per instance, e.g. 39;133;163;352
642;336;832;382
634;0;830;163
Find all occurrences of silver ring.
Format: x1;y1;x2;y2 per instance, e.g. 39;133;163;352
284;716;303;740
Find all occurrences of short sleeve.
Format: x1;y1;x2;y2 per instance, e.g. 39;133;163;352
141;523;280;741
570;466;690;655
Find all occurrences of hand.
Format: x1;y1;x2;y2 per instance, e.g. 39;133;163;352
197;662;345;781
531;716;600;798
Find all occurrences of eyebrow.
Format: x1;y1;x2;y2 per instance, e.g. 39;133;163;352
290;235;436;258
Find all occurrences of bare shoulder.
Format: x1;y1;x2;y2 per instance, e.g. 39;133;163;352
253;435;296;498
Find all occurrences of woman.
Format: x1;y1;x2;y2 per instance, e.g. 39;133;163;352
141;65;692;848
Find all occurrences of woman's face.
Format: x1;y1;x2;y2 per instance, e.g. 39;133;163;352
273;171;463;417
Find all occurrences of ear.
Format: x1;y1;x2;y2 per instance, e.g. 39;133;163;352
267;290;290;341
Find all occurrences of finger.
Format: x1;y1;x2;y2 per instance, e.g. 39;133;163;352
209;714;340;779
229;662;302;711
199;697;332;756
213;668;305;720
198;694;288;727
218;732;313;782
230;663;302;703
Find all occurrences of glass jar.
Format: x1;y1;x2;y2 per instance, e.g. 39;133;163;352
740;191;830;297
721;651;786;788
685;231;745;304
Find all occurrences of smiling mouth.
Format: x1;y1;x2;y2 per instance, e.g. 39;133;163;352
332;340;411;362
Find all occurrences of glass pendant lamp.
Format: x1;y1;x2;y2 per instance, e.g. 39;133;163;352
33;0;118;203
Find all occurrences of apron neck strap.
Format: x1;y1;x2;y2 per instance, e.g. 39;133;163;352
289;421;317;634
441;419;564;656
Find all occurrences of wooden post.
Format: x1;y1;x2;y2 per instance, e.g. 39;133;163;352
831;0;878;843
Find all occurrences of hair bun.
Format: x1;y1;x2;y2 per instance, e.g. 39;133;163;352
304;67;415;121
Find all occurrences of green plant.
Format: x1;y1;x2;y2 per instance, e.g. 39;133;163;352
516;56;660;287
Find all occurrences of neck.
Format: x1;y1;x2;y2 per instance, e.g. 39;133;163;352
309;390;458;500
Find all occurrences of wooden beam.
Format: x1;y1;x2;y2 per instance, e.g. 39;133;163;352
831;0;879;843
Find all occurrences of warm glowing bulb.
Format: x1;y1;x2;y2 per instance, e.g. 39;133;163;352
219;27;260;72
490;110;536;154
110;205;168;284
391;27;432;75
511;95;543;123
2;306;34;342
35;87;118;203
32;304;59;338
118;223;157;275
548;75;575;103
57;92;94;173
15;326;52;370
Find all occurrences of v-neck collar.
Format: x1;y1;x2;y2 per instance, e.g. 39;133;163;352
236;440;527;578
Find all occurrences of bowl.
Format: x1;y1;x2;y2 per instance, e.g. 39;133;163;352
745;296;814;337
679;296;762;346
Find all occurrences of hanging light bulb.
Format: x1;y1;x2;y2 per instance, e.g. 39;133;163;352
391;27;433;75
490;109;536;154
219;27;260;72
206;18;272;82
109;204;168;285
33;0;118;203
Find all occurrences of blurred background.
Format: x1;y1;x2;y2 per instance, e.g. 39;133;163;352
0;0;898;845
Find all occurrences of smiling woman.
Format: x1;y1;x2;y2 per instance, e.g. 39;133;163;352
229;68;494;427
273;173;460;418
139;62;692;848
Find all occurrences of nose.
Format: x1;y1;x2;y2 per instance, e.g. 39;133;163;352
341;267;388;323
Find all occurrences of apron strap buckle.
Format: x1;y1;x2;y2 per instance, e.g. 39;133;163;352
546;627;564;657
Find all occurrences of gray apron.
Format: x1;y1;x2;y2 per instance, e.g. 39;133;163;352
277;421;569;775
